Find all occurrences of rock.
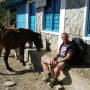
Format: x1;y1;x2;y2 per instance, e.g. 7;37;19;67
81;73;84;76
4;80;16;86
54;85;64;90
46;82;51;86
5;87;10;90
25;65;31;69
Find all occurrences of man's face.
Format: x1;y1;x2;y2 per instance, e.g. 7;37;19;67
61;34;68;43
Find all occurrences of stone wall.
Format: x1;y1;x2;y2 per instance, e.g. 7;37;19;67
37;7;59;52
65;0;85;40
36;0;90;64
41;32;58;53
36;7;43;33
64;0;90;64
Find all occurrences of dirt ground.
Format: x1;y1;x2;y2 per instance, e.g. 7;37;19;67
0;50;90;90
0;50;54;90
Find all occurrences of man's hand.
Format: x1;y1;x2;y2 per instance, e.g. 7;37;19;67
50;58;57;65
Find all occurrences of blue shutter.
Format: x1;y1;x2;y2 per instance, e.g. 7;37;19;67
16;4;26;28
29;3;36;32
43;0;53;31
43;0;60;32
53;0;60;32
44;14;53;31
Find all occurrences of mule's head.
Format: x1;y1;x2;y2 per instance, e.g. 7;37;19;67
33;33;43;51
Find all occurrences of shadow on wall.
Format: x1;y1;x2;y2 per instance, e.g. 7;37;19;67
28;49;47;72
27;38;54;72
45;39;51;51
83;44;90;66
26;36;56;72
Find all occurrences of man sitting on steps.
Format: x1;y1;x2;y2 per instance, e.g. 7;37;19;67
41;32;74;86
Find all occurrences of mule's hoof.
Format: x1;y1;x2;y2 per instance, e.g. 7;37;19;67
22;63;26;66
16;55;19;60
8;68;15;72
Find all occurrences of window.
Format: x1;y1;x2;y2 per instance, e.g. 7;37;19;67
29;2;36;32
43;0;60;32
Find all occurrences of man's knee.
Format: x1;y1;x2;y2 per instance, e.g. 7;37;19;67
41;56;50;64
41;59;47;65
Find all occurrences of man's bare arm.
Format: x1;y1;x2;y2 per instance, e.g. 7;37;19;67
57;52;73;63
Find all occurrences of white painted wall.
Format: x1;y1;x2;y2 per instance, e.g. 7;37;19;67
58;0;66;49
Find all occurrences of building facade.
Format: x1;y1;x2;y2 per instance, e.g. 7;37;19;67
2;0;90;63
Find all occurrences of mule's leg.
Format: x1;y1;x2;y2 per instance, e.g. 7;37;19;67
0;45;3;57
19;46;26;66
28;41;33;48
0;51;1;56
14;48;19;60
4;49;14;71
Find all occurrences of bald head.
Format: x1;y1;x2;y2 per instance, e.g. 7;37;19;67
61;32;69;43
61;32;68;38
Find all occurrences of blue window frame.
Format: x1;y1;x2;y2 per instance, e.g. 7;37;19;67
16;4;26;28
29;2;36;32
43;0;60;32
87;1;90;36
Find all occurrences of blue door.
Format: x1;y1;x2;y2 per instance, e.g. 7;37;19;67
16;4;26;28
29;3;36;32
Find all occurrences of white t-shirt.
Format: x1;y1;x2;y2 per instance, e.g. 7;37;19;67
60;44;72;57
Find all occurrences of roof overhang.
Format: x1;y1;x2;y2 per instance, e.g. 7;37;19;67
1;0;26;9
